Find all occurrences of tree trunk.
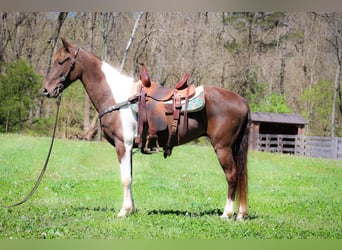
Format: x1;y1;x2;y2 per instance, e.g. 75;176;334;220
120;12;144;72
279;47;286;96
46;12;68;74
40;12;68;119
0;12;7;63
85;113;99;140
83;13;96;138
331;62;341;137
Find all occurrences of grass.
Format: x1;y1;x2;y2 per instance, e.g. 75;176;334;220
0;133;341;239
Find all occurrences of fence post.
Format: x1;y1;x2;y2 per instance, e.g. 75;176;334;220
296;135;305;156
265;134;270;152
331;137;338;159
255;133;260;151
277;135;282;153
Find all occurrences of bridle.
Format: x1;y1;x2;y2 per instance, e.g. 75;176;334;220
55;47;80;96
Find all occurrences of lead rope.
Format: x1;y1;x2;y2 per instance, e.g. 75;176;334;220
1;95;62;208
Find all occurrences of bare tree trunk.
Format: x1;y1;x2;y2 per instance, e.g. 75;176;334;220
120;12;144;72
84;12;96;139
85;113;99;140
46;12;68;74
279;46;286;96
41;12;68;119
0;12;7;63
279;19;289;97
100;12;117;62
331;62;341;137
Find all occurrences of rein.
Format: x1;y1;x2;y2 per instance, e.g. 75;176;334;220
1;96;62;208
1;48;80;208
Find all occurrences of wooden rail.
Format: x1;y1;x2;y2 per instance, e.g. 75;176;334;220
250;134;342;160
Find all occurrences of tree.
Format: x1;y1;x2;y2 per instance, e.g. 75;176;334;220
301;80;338;136
316;12;342;136
0;59;41;133
83;12;96;139
120;12;144;72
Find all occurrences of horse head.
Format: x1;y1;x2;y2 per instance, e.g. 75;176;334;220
41;38;80;98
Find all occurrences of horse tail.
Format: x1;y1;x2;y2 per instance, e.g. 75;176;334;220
234;105;250;214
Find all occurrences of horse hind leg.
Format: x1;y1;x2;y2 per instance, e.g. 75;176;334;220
216;146;248;221
215;147;237;220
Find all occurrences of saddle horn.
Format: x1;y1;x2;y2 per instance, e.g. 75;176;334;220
140;63;151;88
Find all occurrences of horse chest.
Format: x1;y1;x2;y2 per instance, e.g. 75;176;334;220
101;109;137;142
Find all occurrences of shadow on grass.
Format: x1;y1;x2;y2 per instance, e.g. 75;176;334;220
147;208;222;217
70;206;222;217
71;206;259;220
147;209;259;220
71;206;116;213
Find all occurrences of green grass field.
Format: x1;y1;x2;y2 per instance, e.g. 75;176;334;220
0;133;341;239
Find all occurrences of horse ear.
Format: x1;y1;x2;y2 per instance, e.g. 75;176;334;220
140;63;151;87
61;37;72;52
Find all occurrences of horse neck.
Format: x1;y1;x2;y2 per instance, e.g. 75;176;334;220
77;50;135;113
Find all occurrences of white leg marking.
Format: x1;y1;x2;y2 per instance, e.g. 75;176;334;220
236;204;248;221
117;142;134;217
221;198;234;220
117;109;137;217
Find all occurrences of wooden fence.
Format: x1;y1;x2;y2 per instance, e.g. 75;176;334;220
250;134;342;160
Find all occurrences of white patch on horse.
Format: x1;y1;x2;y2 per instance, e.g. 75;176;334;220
101;62;137;140
101;62;137;216
221;198;234;220
118;141;134;216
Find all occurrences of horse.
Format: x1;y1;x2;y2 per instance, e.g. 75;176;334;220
41;38;250;220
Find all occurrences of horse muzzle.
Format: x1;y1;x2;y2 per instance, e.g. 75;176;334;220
41;84;64;98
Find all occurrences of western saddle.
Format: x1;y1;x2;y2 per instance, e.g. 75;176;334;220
136;64;196;158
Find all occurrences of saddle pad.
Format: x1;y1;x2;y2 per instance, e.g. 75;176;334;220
131;86;205;114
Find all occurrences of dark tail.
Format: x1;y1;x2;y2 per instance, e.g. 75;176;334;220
233;106;250;215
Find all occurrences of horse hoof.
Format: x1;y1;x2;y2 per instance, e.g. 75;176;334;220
220;213;234;221
236;213;248;221
117;207;134;217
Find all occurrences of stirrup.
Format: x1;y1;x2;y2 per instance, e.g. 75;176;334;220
143;135;160;154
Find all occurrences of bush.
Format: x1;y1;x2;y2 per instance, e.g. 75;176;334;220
0;59;41;133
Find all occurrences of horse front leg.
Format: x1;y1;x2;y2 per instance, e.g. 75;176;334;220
116;142;135;217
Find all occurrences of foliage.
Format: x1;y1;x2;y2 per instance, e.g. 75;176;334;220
57;81;89;138
250;92;292;113
0;134;341;239
0;59;41;133
300;80;341;136
246;80;292;113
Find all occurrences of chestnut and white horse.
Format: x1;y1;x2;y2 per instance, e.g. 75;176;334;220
42;38;250;220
